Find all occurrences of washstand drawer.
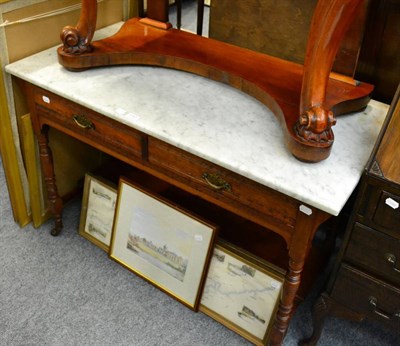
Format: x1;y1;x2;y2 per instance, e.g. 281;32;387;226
147;137;298;230
345;223;400;286
33;88;144;159
372;190;400;235
331;264;400;328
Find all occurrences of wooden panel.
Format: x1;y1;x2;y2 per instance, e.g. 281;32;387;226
209;0;368;76
375;94;400;184
209;0;317;65
345;223;400;286
331;264;400;327
0;61;30;226
356;0;400;103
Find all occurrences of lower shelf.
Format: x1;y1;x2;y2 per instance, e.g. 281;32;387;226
91;156;336;302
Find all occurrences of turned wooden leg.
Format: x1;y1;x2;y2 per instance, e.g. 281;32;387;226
37;128;63;236
270;258;304;346
269;208;331;345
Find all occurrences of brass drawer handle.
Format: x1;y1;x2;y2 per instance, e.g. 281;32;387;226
368;296;400;320
384;253;400;273
73;114;95;130
202;173;231;191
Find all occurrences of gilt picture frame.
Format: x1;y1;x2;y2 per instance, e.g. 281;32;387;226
109;178;217;310
79;173;117;252
200;240;284;345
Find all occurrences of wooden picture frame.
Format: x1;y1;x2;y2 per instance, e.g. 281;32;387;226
200;240;285;345
79;173;117;252
109;177;218;310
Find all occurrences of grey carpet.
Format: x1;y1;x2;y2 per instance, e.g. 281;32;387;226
1;157;398;346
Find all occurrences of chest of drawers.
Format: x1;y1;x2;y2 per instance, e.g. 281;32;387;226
302;86;400;344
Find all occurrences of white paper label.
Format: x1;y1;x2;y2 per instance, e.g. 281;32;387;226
115;108;127;116
126;112;141;122
299;204;312;215
42;95;50;104
385;197;399;210
270;280;280;290
115;108;140;122
194;235;203;242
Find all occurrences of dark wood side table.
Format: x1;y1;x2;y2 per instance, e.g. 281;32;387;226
302;85;400;345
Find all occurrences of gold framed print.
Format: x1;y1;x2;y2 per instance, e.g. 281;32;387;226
200;240;284;345
109;178;218;310
79;173;117;252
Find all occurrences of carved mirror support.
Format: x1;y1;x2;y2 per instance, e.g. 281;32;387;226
58;0;373;163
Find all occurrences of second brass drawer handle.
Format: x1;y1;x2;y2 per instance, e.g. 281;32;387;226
384;253;400;273
368;296;400;320
202;173;231;191
73;114;95;130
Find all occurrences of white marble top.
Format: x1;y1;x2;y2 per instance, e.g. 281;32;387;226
5;23;389;216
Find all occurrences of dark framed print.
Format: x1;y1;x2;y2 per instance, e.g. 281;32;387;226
109;178;218;310
200;240;284;345
79;173;117;252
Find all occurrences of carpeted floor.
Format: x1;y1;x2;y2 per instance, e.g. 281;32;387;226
1;159;398;346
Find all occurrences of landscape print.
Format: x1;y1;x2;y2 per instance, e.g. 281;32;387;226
126;207;193;282
84;179;117;246
201;246;283;340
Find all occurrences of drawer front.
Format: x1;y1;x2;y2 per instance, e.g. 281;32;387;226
373;190;400;235
331;264;400;328
345;223;400;286
147;137;299;232
34;88;144;159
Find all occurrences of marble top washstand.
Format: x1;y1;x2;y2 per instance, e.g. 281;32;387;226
5;23;389;216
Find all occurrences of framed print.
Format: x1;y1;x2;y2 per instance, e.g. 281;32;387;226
200;241;285;345
79;173;117;252
109;178;217;310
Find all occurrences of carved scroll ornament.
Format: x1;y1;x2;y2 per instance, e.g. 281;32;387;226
60;0;97;54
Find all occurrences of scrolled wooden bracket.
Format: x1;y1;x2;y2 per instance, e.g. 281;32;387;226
295;0;366;155
294;106;336;143
60;0;97;54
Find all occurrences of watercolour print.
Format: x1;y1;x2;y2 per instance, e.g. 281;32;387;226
200;242;284;345
110;178;217;309
79;174;117;251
